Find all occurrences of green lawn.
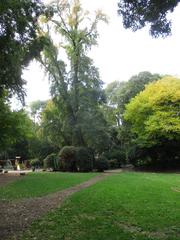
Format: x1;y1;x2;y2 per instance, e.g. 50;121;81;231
0;172;97;200
22;172;180;240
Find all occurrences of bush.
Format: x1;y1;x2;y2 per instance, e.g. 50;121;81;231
59;146;77;172
108;159;119;169
95;156;109;172
43;153;59;170
76;147;93;172
104;149;126;165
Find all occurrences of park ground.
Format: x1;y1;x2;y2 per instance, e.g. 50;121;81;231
0;171;179;240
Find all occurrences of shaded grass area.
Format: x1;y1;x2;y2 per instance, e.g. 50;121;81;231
23;172;180;240
0;172;97;200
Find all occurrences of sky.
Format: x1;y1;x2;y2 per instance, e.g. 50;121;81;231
22;0;180;106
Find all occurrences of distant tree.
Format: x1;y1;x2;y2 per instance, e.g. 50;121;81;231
124;76;180;166
0;107;35;159
0;0;46;101
124;76;180;146
104;72;161;163
104;81;126;127
30;100;47;123
117;0;180;37
105;81;125;106
105;72;160;125
117;72;160;114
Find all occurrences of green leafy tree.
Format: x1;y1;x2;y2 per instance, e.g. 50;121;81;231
117;0;180;37
0;96;16;152
0;0;46;100
39;0;110;150
104;72;161;163
124;76;180;166
104;81;126;127
30;100;47;123
0;108;35;159
41;100;71;148
105;72;160;125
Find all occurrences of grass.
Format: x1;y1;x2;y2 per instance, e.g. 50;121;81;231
0;172;97;200
22;172;180;240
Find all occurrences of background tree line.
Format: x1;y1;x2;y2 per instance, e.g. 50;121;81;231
0;0;179;171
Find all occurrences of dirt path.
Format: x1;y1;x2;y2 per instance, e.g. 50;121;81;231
0;173;20;187
0;173;111;240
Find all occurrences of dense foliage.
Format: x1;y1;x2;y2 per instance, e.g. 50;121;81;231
59;146;77;172
125;77;180;146
95;156;109;172
75;147;94;172
0;0;46;101
117;0;180;37
0;105;35;158
103;72;160;164
38;0;110;151
124;77;180;167
59;146;93;172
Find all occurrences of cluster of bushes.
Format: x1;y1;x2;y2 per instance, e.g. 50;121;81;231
59;146;123;172
103;148;126;169
42;146;123;172
42;146;93;172
59;146;94;172
131;142;180;170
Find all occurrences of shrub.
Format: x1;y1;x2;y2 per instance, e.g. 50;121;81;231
104;149;126;165
108;159;119;169
59;146;77;172
76;147;93;172
95;156;109;172
43;153;59;170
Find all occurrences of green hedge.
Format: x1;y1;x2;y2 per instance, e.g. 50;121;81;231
59;146;77;172
76;147;93;172
43;153;59;170
59;146;94;172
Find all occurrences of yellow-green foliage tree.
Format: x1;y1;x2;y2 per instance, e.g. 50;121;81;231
124;76;180;147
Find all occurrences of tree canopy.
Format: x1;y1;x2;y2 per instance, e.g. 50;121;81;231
105;71;160;126
38;0;109;150
117;0;180;37
0;0;46;101
124;76;180;147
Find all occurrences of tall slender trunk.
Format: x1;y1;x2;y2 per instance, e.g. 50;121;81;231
71;43;85;146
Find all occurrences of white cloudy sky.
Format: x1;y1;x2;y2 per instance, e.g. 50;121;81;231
22;0;180;105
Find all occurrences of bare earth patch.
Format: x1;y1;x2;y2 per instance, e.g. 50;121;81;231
0;173;111;240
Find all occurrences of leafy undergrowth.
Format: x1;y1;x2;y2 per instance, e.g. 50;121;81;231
0;172;97;200
22;172;180;240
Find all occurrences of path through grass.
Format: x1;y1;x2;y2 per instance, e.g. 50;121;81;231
22;172;180;240
0;172;97;200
